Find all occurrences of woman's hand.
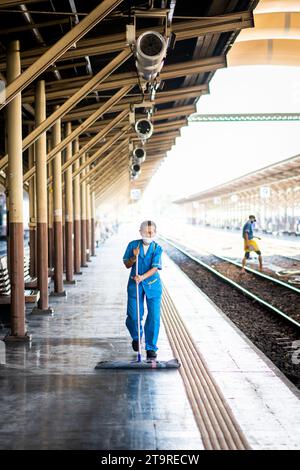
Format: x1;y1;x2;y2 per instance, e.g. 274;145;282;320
133;246;140;257
132;274;144;284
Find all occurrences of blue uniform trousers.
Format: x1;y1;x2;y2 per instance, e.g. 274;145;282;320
126;286;161;352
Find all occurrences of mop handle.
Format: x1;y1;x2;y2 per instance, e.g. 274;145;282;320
136;250;142;362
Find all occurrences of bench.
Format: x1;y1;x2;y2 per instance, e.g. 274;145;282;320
24;257;38;289
0;256;40;305
24;257;52;288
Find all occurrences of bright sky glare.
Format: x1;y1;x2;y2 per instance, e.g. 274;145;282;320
143;65;300;202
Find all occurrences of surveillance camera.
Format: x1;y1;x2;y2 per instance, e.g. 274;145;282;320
133;147;146;163
135;118;153;140
136;31;167;81
131;162;141;176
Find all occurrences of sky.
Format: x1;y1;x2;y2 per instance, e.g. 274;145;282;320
142;65;300;205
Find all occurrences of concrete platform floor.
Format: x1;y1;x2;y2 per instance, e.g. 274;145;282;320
0;226;203;450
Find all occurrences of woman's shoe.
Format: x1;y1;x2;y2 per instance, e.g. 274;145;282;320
146;350;157;359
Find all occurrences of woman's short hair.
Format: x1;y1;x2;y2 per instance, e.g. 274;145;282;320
140;220;157;232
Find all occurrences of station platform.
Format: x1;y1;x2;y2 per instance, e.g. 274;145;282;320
0;224;300;450
0;226;202;451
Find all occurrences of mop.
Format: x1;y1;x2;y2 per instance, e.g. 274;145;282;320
95;250;180;370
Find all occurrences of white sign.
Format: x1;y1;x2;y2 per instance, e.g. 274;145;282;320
0;340;5;365
231;194;239;203
130;189;141;200
0;80;5;105
260;186;270;199
213;197;221;205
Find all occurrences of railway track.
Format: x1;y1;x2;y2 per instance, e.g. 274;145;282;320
204;250;300;295
265;254;300;268
278;254;300;264
159;234;300;387
208;252;300;286
265;255;300;281
160;235;300;331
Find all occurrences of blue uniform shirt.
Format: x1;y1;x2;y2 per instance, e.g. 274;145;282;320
123;239;163;299
242;221;253;240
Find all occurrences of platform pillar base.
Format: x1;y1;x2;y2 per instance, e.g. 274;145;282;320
31;307;54;316
64;280;77;285
4;332;32;343
50;290;67;298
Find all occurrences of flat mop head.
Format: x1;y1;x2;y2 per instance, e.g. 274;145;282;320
95;358;180;370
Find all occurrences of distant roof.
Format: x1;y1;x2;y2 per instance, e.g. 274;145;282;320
174;152;300;203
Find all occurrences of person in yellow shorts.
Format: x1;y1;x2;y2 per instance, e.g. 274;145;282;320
242;215;263;272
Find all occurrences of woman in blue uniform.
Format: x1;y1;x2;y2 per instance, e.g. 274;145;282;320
123;220;163;359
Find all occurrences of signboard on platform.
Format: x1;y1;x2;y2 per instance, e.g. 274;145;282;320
0;80;5;105
0;340;5;365
213;197;221;205
260;186;271;199
130;189;141;200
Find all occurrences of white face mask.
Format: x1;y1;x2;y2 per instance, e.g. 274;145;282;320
142;236;154;245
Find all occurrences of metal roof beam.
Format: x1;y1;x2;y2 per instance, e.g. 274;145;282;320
81;140;128;184
0;11;252;71
21;57;224;103
23;86;132;182
0;0;124;109
70;124;130;179
62;87;205;120
0;0;40;6
0;48;131;172
62;116;130;177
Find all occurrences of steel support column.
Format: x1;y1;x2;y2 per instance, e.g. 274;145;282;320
80;154;88;268
28;141;36;278
32;80;53;314
91;190;96;257
50;108;66;297
73;138;82;275
86;162;91;262
62;189;66;275
64;122;76;284
47;157;54;270
5;41;30;342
